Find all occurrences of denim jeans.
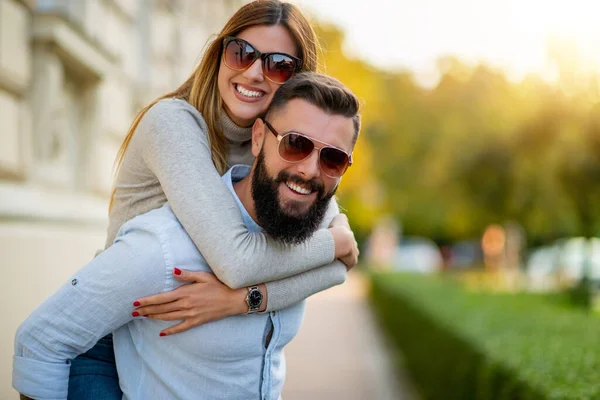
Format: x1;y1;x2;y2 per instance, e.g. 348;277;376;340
68;334;122;400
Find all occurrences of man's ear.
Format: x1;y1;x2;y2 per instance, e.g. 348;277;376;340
252;118;266;157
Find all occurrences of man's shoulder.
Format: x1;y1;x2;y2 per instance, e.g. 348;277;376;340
116;204;184;243
115;204;205;268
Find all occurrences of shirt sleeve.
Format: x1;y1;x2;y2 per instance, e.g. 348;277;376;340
12;223;167;400
138;100;336;289
263;197;348;311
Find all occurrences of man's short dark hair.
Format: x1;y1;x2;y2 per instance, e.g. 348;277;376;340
264;72;361;146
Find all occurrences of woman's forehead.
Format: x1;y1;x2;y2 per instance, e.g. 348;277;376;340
236;25;298;56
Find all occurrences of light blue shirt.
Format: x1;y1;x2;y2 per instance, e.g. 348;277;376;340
13;165;305;400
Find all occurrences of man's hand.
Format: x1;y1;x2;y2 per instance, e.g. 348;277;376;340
329;214;359;270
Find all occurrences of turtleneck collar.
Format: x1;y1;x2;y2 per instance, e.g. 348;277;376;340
220;109;253;144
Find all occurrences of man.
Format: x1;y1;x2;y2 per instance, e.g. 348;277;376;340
13;72;361;399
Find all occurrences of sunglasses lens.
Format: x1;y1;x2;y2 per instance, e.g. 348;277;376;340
320;147;350;177
224;39;256;70
265;54;298;83
280;133;314;162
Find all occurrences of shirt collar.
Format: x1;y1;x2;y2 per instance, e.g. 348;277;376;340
222;165;259;231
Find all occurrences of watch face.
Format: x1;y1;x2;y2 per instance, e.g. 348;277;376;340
248;289;263;308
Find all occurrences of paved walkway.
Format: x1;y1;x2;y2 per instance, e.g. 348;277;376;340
282;271;419;400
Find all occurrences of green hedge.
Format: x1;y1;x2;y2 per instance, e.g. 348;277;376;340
369;272;600;400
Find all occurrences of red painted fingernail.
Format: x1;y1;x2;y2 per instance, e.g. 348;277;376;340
132;311;139;317
174;268;182;276
160;332;166;337
133;301;141;307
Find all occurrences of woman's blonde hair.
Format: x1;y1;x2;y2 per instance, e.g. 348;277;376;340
109;0;320;210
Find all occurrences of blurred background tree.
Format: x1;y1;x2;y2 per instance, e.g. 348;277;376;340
315;23;600;246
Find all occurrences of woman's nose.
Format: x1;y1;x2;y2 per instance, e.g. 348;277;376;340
242;59;265;83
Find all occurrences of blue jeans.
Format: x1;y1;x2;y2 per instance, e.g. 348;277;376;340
68;334;122;400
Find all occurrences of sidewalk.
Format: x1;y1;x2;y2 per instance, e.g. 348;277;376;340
282;271;419;400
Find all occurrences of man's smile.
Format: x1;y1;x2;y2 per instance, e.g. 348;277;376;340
285;181;313;195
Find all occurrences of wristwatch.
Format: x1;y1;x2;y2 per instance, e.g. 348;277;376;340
245;285;263;314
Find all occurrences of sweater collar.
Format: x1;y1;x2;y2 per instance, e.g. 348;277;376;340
220;109;253;143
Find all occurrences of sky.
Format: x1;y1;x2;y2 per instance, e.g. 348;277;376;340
293;0;600;87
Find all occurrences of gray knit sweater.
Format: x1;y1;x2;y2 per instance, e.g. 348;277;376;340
106;98;347;311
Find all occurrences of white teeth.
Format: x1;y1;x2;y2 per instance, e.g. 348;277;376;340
235;84;264;98
286;182;312;195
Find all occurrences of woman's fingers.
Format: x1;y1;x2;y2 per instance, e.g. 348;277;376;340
133;273;208;306
134;291;178;307
173;269;215;283
131;270;232;336
146;310;191;321
159;319;203;336
135;300;185;316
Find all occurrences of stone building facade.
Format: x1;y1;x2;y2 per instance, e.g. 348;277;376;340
0;0;244;395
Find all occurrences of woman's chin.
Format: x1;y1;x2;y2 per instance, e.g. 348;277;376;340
226;106;264;127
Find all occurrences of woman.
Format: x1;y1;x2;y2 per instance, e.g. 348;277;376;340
67;0;358;398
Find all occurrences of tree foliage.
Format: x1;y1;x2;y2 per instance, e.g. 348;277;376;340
316;23;600;245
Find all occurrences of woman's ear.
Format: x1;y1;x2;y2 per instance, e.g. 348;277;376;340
252;118;265;157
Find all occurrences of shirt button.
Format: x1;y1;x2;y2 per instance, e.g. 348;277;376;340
270;311;276;316
71;279;78;286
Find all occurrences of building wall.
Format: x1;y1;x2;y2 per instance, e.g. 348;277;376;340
0;0;244;396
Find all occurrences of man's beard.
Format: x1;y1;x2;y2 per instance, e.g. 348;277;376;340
251;150;335;245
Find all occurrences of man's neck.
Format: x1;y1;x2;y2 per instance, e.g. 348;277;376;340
233;176;258;224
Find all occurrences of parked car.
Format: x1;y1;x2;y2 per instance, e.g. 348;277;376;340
525;237;600;291
525;246;559;291
448;239;484;269
556;237;600;282
394;236;443;273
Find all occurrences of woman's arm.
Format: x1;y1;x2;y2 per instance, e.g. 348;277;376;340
132;197;356;335
133;260;349;336
137;100;355;288
13;224;166;399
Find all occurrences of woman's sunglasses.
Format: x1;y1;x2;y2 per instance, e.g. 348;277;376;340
264;120;352;178
222;36;302;84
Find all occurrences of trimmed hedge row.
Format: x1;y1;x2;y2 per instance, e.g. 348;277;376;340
369;272;600;400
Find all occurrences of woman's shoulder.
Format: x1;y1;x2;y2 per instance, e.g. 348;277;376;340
141;98;209;134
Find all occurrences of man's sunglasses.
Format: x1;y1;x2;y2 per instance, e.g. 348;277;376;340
264;120;352;178
222;36;302;84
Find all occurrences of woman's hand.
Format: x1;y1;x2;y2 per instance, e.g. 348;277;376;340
133;269;248;336
328;213;359;270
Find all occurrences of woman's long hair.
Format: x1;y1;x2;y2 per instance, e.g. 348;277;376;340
109;0;320;210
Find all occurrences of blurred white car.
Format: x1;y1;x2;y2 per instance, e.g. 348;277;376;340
394;237;443;273
526;237;600;291
526;246;559;291
556;237;600;282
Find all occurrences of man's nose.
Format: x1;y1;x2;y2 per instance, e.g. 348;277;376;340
295;149;321;180
242;59;265;83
